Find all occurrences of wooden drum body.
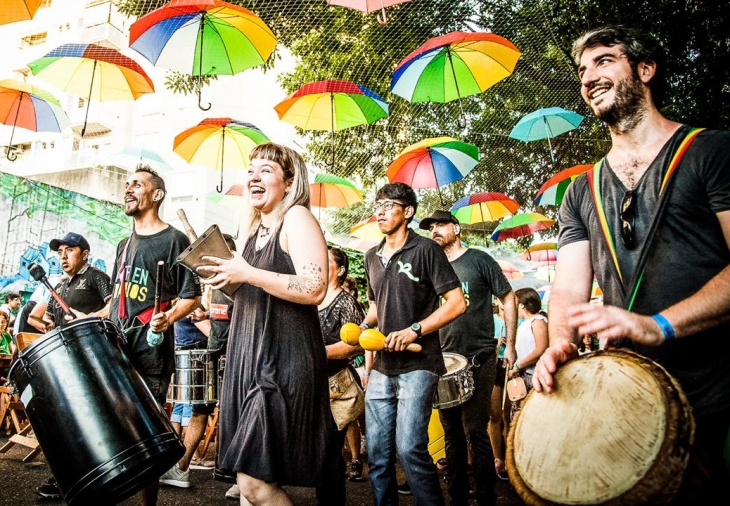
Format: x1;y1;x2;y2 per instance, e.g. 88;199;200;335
507;349;694;505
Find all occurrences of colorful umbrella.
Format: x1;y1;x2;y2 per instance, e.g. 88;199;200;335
173;118;270;192
310;173;363;208
350;214;420;242
387;136;478;203
129;0;276;110
535;164;592;206
326;0;412;25
109;147;173;172
450;192;520;224
27;43;155;137
392;31;521;126
496;259;524;280
520;242;558;263
0;79;69;160
207;184;244;208
1;0;41;26
509;107;584;163
490;212;556;242
274;79;388;164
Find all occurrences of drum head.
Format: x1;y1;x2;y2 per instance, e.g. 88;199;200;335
442;352;467;374
507;349;694;505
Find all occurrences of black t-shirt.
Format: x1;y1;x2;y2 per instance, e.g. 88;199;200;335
47;264;113;325
439;248;512;357
208;288;233;352
109;226;201;376
558;126;730;416
365;230;461;376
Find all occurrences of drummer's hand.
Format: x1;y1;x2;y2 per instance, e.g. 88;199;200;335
150;311;170;333
190;307;207;321
503;345;517;370
362;374;369;390
507;368;519;379
533;341;578;394
385;328;416;352
568;304;664;348
198;255;248;289
64;308;87;321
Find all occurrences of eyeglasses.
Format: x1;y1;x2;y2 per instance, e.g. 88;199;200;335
619;190;636;248
373;201;405;214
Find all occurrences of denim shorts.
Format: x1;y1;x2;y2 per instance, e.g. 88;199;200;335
171;403;193;426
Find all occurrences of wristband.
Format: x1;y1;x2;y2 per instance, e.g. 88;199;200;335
362;371;371;376
513;363;520;371
652;314;675;341
360;321;370;329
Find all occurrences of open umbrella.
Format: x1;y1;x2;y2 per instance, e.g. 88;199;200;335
387;136;478;204
0;79;69;160
392;31;521;127
274;79;388;165
1;0;41;26
326;0;412;25
173;118;269;192
535;164;592;206
491;212;556;242
520;242;558;264
310;173;363;208
109;147;173;172
27;43;155;137
450;192;520;224
129;0;276;110
496;259;524;280
509;107;584;163
207;183;244;208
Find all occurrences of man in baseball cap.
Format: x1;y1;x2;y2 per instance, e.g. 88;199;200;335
418;209;460;230
50;232;91;253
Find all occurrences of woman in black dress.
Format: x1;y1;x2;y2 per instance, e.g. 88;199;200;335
199;142;336;505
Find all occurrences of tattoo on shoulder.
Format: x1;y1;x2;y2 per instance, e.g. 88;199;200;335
287;263;324;294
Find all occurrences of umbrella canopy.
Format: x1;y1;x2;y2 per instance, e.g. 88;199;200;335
450;192;520;224
310;173;363;208
1;0;41;26
110;147;173;172
520;242;558;263
207;183;244;208
386;136;478;190
496;259;524;280
27;43;155;137
0;79;69;160
326;0;412;25
535;164;592;206
490;212;556;242
392;31;520;126
350;214;420;242
173;118;270;192
129;0;276;110
509;107;584;162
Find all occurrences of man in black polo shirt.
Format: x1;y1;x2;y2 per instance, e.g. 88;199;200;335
362;182;466;506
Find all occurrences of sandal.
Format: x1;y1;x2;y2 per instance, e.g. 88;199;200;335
495;458;509;481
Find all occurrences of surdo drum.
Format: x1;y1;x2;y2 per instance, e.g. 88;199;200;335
506;349;694;505
433;352;474;409
8;318;184;506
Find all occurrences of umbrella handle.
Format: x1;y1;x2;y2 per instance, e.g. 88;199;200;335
5;148;17;162
377;0;388;24
198;89;211;111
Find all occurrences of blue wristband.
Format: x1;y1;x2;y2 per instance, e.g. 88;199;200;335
652;314;675;341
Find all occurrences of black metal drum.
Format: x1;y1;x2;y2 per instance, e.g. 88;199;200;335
8;317;184;506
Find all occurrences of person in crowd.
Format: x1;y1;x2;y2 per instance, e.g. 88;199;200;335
316;245;366;502
489;299;511;481
1;292;20;330
360;182;466;506
197;142;336;505
0;309;12;356
108;166;201;506
33;232;114;500
532;25;730;501
508;288;548;421
421;210;517;506
578;333;598;355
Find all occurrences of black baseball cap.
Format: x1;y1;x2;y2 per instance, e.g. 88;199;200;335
419;210;459;230
50;232;91;252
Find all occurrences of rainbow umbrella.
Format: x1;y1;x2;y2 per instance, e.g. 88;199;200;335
392;31;521;126
450;192;520;224
509;107;584;163
535;164;592;206
129;0;276;110
109;147;173;172
490;212;556;242
350;214;420;243
207;183;244;208
274;79;388;165
387;136;478;203
496;259;524;280
520;242;558;264
1;0;41;26
27;43;155;137
0;79;69;160
173;118;269;192
311;173;363;208
326;0;412;25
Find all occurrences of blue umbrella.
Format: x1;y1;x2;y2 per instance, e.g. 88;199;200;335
509;107;584;162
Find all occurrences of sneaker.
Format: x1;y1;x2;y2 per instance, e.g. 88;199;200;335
397;481;412;495
348;459;364;482
35;476;63;500
159;464;191;488
225;484;240;500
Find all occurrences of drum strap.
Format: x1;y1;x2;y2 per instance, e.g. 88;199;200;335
587;127;704;310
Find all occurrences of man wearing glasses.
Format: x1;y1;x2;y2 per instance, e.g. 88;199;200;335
361;182;466;506
534;25;730;501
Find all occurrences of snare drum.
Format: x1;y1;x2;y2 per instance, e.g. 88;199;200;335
167;349;217;404
507;349;694;505
433;352;474;409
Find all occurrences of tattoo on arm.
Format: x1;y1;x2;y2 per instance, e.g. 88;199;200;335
287;263;324;294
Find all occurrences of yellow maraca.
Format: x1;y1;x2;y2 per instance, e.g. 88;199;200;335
359;328;421;352
340;322;362;345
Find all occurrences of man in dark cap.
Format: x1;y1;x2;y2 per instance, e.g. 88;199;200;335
421;210;517;506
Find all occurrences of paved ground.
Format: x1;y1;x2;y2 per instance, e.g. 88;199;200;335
0;433;526;505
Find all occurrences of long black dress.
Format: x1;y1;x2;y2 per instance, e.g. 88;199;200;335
217;227;335;486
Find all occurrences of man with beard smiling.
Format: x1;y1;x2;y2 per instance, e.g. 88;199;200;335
109;165;201;506
533;26;730;501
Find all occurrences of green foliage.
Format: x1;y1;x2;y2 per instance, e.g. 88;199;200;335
163;71;218;96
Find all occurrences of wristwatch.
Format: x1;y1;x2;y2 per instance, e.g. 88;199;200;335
410;322;423;339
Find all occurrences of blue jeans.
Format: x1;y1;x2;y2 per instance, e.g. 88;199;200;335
365;369;444;506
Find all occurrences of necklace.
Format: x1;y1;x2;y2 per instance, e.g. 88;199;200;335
259;224;270;238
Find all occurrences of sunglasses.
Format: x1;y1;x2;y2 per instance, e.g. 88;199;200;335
620;190;636;248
